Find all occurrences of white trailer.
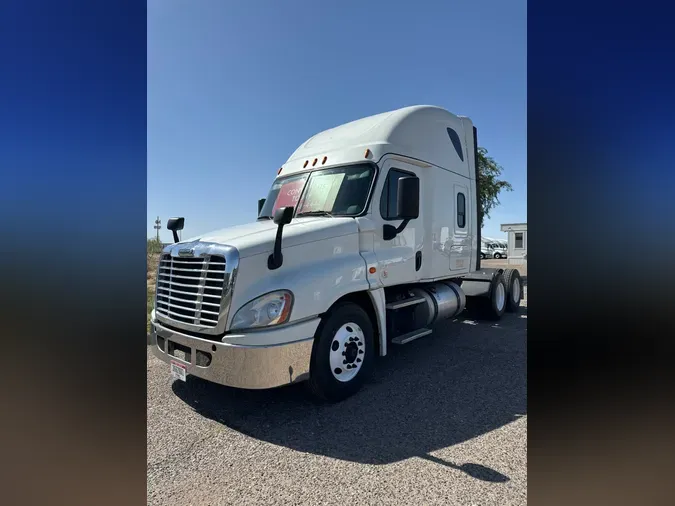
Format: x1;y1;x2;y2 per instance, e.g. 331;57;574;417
150;105;523;401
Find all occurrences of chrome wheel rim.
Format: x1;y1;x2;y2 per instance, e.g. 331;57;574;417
329;322;365;382
512;278;521;303
495;283;506;312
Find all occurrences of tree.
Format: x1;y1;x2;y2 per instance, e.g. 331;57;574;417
477;146;512;229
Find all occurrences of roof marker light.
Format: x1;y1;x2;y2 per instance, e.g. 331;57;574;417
277;167;283;175
312;158;318;166
303;160;309;168
322;156;327;164
364;148;372;158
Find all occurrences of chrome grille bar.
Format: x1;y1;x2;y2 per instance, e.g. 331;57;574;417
155;252;227;328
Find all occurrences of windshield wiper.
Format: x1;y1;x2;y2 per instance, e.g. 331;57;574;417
296;210;334;218
257;216;272;220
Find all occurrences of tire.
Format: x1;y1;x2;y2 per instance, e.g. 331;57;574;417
503;268;522;313
493;253;502;259
481;272;507;320
480;253;486;259
307;302;375;402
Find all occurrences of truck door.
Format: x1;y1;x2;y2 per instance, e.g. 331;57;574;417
372;159;423;286
449;183;471;271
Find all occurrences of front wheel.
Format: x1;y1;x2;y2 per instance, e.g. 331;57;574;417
307;302;375;402
493;252;502;259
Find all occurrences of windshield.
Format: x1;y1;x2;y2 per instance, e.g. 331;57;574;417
258;164;375;219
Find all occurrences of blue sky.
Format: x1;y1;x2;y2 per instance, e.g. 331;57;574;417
148;0;526;242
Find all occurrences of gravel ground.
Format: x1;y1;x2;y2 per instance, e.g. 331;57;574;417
148;280;527;505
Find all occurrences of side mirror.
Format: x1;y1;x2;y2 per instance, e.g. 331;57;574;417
383;177;419;241
397;176;420;219
269;206;294;269
273;206;294;225
167;217;185;244
258;198;266;215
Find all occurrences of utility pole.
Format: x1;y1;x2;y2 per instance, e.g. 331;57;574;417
154;216;161;241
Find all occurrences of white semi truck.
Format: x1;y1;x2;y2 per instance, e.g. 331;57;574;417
150;105;523;401
482;237;508;259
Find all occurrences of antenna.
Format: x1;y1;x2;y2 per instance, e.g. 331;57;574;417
154;216;161;241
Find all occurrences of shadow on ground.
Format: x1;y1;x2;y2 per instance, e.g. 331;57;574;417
172;307;527;479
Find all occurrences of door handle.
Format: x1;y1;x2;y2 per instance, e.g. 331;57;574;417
415;251;422;271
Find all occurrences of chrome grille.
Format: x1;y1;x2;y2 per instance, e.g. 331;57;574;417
155;254;226;328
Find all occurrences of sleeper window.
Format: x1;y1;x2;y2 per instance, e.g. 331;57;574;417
457;193;466;228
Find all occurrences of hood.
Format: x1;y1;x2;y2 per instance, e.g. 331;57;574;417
182;217;359;258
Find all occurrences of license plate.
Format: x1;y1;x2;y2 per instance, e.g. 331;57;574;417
170;360;187;381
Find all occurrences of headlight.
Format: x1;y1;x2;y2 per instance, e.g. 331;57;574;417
230;290;293;330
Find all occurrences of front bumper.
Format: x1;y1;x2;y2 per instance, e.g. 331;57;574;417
150;319;318;389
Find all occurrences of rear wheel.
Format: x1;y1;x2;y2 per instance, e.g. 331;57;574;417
480;273;507;320
503;269;522;312
493;252;502;259
307;302;375;402
480;252;486;259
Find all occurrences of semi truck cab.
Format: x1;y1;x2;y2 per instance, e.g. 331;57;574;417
150;105;522;401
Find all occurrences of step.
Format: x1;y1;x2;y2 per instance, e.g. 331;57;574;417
391;327;433;345
386;296;426;310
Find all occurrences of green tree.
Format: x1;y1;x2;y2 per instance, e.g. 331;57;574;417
477;146;512;229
